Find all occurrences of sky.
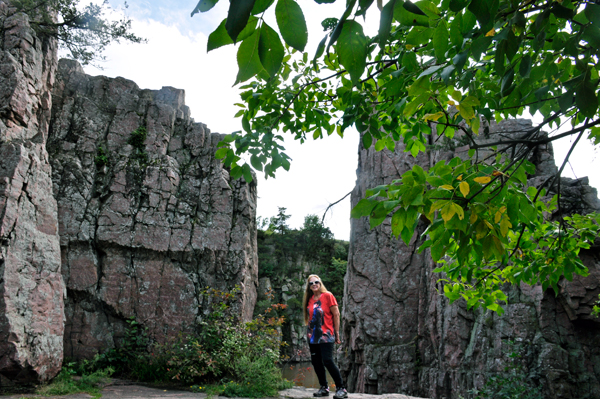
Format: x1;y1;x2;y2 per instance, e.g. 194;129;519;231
80;0;600;240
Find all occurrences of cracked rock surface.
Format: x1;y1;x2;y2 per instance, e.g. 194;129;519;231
0;1;63;385
48;59;258;359
341;119;600;399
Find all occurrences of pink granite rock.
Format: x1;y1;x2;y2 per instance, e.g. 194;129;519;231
341;119;600;399
0;1;64;385
48;59;257;359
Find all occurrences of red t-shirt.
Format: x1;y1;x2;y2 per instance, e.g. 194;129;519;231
307;291;338;344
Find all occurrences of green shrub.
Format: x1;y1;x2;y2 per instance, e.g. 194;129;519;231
469;341;544;399
127;126;147;149
94;146;108;167
37;365;112;398
80;286;291;396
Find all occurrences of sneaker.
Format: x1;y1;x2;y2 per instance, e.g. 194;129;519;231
333;388;348;399
313;386;329;397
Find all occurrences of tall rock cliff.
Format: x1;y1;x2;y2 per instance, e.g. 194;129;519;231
47;60;258;359
340;119;600;399
0;1;63;385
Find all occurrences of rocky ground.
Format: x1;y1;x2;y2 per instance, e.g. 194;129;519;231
3;383;427;399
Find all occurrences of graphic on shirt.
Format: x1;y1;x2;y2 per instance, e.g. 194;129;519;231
307;292;337;344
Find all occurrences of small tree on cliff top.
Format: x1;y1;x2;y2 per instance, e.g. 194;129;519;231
195;0;600;313
12;0;144;66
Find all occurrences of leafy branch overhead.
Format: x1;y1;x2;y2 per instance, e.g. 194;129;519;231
194;0;600;312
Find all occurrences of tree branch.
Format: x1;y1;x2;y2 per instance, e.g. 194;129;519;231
322;191;352;224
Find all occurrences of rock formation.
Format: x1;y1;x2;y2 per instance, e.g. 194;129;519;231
340;119;600;399
0;1;64;385
48;59;258;359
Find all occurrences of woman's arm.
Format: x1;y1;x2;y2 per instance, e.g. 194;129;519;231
330;305;341;344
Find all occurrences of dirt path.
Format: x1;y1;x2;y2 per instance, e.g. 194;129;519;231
3;382;427;399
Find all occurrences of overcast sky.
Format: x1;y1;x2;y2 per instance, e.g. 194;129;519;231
81;0;600;240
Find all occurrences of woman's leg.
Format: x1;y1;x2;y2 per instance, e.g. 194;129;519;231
309;343;329;388
319;343;344;389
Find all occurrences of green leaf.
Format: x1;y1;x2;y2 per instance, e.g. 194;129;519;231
357;0;374;16
208;19;233;51
449;0;468;12
585;3;600;24
391;209;405;237
393;0;429;27
313;35;327;66
575;82;599;118
558;90;574;113
252;0;275;14
215;147;229;159
468;0;497;29
582;24;600;49
519;54;531;78
235;30;264;84
551;3;575;20
250;154;263;171
406;26;434;46
403;1;425;15
226;0;257;42
230;165;243;179
470;36;492;62
433;20;449;62
242;163;253;183
242;116;251;133
338;20;367;85
401;226;414;245
208;17;258;52
379;0;397;47
258;23;284;77
351;199;376;218
403;51;419;71
362;131;373;148
192;0;219;15
275;0;308;51
327;0;357;53
449;14;462;47
501;68;514;97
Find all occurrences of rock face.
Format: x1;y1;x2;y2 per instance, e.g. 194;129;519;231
0;2;64;385
47;60;258;359
340;119;600;399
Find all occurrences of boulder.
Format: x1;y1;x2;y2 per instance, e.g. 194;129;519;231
341;119;600;398
0;1;63;385
48;59;258;359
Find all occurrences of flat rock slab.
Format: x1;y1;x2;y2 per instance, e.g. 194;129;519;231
3;384;428;399
280;387;427;399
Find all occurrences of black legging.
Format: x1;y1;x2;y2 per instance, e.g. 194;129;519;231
309;343;344;389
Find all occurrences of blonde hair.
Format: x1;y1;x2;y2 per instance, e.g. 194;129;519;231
302;274;328;325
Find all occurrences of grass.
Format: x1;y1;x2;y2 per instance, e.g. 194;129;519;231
35;367;113;398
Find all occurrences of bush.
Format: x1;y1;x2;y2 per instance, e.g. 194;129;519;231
81;286;291;396
37;365;113;398
469;341;544;399
127;126;147;149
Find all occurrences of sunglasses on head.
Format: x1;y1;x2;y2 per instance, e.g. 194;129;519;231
309;280;320;286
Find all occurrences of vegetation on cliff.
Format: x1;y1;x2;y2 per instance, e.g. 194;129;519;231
13;0;144;65
197;0;600;312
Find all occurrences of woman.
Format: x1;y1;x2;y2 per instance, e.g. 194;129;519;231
303;274;347;399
